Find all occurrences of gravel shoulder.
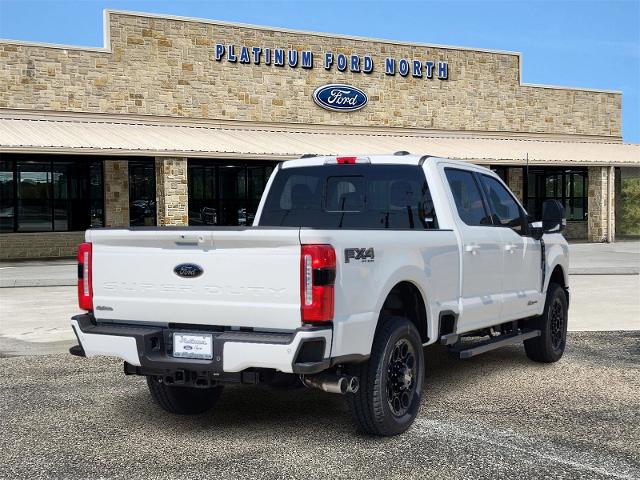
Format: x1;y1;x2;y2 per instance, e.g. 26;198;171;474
0;332;638;480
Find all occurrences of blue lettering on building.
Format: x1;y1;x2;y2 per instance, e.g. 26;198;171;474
252;47;262;64
211;43;450;83
425;61;434;79
398;59;409;77
350;55;360;72
385;58;395;75
301;51;313;69
239;46;250;64
438;62;448;79
363;56;373;73
274;49;284;66
337;54;347;72
324;52;333;70
228;45;237;62
215;44;225;61
288;50;298;67
412;60;422;78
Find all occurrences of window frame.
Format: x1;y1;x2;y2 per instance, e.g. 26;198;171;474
525;167;588;221
0;155;105;233
128;159;157;227
187;159;276;227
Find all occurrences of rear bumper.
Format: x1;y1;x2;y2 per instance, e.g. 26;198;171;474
70;314;332;374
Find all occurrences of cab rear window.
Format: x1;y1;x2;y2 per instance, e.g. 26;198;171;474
258;164;438;230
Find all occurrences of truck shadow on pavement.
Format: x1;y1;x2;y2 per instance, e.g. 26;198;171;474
115;343;539;435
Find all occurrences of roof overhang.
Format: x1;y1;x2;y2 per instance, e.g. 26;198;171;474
0;110;638;167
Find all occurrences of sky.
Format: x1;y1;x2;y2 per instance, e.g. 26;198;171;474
0;0;638;142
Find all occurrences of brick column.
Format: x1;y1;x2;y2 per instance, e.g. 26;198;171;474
587;166;615;242
104;160;130;227
155;157;188;226
507;167;524;202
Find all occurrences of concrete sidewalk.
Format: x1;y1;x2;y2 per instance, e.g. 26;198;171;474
0;259;76;287
1;241;638;287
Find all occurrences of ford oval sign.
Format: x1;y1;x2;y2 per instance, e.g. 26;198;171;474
313;84;368;112
174;263;204;279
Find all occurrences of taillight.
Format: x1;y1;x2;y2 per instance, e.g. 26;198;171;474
77;242;93;311
301;245;336;323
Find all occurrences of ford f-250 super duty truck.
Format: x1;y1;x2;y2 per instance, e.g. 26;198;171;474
70;153;569;436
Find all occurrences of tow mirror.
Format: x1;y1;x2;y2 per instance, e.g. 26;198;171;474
542;199;566;234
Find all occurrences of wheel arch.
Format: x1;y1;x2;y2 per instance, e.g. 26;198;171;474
377;279;431;344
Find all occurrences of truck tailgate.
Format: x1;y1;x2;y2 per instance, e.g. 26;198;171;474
87;228;302;330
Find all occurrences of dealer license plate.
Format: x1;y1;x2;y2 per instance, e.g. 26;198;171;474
173;333;213;360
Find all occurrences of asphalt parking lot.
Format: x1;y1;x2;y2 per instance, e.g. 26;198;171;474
0;332;638;480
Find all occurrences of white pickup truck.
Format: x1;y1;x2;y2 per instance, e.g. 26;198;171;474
70;153;569;436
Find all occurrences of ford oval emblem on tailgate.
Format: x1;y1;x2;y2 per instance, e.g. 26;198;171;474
174;263;203;278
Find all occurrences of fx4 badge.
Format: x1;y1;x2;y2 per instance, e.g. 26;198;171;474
345;247;375;264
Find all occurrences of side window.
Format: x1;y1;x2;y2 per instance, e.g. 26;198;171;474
480;174;524;233
445;168;492;227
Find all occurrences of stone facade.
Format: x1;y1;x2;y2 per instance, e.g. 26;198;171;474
0;11;621;138
587;167;615;242
507;168;524;202
155;157;188;226
104;160;130;227
0;232;85;259
0;11;627;255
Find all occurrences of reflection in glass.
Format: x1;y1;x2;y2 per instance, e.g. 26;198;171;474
129;160;156;226
17;162;52;232
0;161;14;232
188;161;275;226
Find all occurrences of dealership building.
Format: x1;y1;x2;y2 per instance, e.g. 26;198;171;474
0;10;638;259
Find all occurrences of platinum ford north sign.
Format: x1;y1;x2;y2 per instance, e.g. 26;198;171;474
313;84;368;112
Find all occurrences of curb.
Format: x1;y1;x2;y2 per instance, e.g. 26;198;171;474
0;279;76;288
569;267;640;275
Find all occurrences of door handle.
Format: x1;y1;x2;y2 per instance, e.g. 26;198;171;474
505;243;517;253
464;244;480;255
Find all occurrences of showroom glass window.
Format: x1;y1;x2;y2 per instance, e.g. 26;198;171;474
187;160;275;226
129;160;156;226
526;167;587;221
0;155;104;232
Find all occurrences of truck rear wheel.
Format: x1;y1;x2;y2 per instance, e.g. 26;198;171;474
524;283;568;363
146;376;223;415
346;316;424;436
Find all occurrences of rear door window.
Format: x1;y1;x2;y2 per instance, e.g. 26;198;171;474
259;164;438;230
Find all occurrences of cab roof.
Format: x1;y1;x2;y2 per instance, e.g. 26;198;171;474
280;153;493;173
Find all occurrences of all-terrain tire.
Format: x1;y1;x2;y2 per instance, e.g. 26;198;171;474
345;316;424;436
524;283;568;363
146;376;223;415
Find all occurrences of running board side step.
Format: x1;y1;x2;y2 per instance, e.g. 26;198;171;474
449;330;541;359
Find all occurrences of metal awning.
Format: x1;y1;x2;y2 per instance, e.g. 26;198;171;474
1;113;638;166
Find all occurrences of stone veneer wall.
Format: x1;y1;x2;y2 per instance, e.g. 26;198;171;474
587;166;615;242
155;157;188;226
0;232;85;260
0;12;621;137
104;160;130;227
507;168;524;202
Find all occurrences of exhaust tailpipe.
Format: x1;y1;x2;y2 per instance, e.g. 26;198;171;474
301;374;359;394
